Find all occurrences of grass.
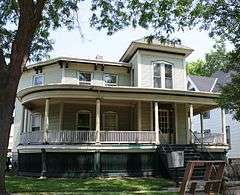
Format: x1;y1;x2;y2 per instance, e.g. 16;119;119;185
6;176;178;194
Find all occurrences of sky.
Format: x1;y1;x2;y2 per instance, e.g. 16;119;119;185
49;2;218;63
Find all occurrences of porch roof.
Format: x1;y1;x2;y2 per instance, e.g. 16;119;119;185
18;85;219;109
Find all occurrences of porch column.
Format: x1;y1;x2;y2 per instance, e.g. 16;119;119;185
20;105;25;133
25;109;29;132
200;113;204;147
137;101;142;130
43;99;50;143
59;103;64;130
96;99;101;144
221;108;227;145
154;102;160;145
189;104;194;144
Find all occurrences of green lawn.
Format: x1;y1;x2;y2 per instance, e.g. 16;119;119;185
6;176;178;194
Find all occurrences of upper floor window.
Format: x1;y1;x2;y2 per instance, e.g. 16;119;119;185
154;63;161;88
104;73;118;86
76;110;91;130
31;113;41;131
153;62;173;89
103;111;118;131
79;72;92;85
165;64;173;89
33;74;44;86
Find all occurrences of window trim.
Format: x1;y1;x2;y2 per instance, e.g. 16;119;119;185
31;113;42;132
32;74;45;86
103;73;118;86
78;71;93;85
103;111;118;131
152;61;174;89
76;110;92;131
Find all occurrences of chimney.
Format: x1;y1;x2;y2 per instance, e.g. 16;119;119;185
95;55;103;60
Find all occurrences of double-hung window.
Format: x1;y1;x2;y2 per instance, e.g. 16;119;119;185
79;72;92;85
104;73;118;86
154;63;161;88
153;62;173;89
31;113;41;131
33;74;44;86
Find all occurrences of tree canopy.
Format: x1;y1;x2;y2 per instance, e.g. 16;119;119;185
187;39;229;77
1;0;240;193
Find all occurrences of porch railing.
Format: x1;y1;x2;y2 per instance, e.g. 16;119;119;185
47;131;96;144
193;132;225;145
100;131;156;143
19;130;156;145
20;131;44;145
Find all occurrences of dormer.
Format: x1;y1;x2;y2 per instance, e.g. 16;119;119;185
120;38;193;90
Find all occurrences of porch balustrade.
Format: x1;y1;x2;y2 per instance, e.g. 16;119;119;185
20;130;156;145
193;132;225;145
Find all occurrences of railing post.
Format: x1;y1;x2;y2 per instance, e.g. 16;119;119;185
96;99;101;144
221;108;227;145
43;99;50;144
189;104;194;144
154;102;160;145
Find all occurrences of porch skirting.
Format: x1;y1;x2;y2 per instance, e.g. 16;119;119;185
18;151;159;177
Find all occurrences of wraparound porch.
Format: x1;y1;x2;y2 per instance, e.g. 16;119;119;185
19;97;227;147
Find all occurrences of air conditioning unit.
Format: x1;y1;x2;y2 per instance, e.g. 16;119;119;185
167;151;184;168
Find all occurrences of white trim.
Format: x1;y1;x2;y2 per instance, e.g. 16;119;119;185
30;112;42;132
187;76;199;91
103;73;118;86
78;71;93;85
76;110;92;130
103;111;118;131
210;78;218;92
32;74;45;86
137;50;142;87
61;66;65;83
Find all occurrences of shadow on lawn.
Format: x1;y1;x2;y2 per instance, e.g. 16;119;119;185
6;176;176;194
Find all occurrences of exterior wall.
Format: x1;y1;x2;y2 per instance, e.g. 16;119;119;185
141;102;152;130
138;50;186;90
176;103;188;144
64;62;131;86
193;108;240;158
129;52;139;87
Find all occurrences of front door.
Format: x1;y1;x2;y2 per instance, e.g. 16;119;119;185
159;109;171;143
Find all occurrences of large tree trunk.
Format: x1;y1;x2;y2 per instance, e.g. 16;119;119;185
0;1;46;193
0;88;17;194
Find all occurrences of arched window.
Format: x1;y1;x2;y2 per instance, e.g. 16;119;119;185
103;111;118;131
76;110;91;130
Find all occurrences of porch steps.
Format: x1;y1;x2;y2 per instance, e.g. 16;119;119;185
157;144;209;183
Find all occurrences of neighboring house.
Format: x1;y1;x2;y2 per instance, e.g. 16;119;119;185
189;72;240;159
13;38;228;178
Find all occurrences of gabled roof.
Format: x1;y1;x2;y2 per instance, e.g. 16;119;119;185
188;75;218;92
120;38;194;62
211;71;233;92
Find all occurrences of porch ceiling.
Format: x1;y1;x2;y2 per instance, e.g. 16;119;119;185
18;84;219;106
